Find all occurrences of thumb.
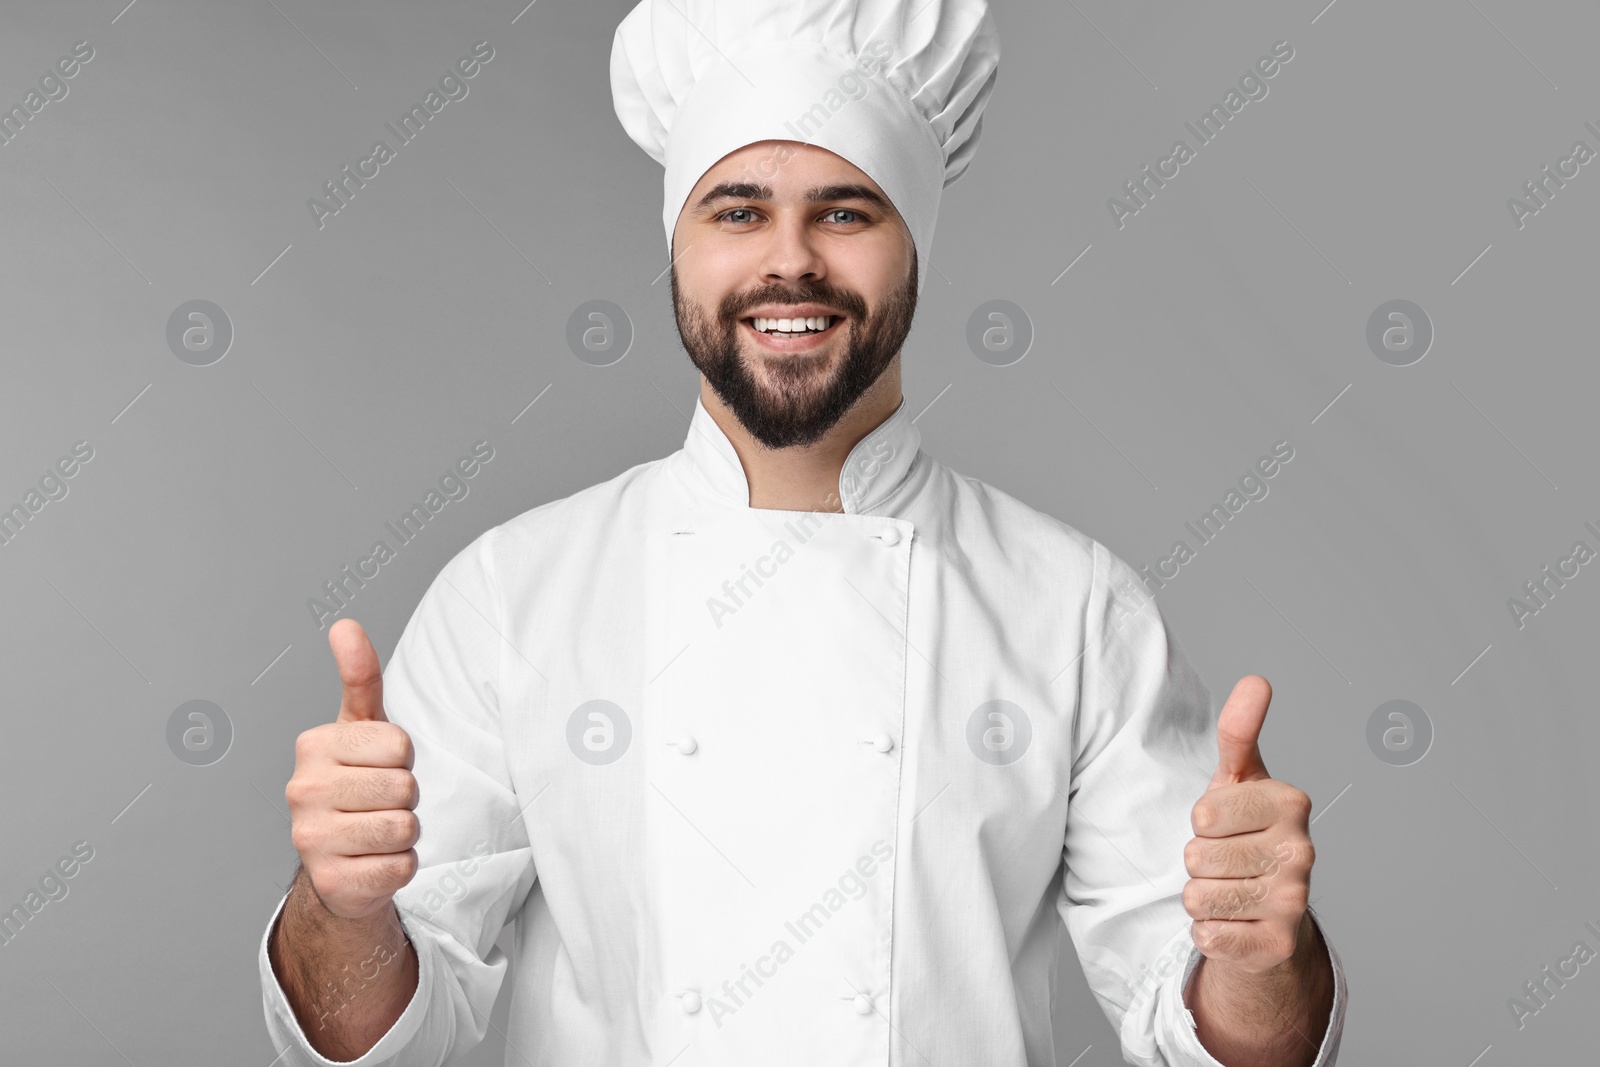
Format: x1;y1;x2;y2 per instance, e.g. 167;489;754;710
330;618;388;723
1207;674;1271;791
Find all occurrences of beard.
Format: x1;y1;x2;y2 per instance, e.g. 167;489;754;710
670;251;918;450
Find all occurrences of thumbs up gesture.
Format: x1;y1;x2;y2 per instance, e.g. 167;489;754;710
1183;675;1316;976
284;619;421;920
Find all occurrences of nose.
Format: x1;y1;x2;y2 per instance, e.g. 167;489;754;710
756;210;827;286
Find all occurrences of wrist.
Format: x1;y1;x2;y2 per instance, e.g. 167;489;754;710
287;867;402;943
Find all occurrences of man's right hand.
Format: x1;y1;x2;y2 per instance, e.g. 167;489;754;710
286;618;421;921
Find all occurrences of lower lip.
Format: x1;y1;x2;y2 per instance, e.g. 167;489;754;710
741;317;844;351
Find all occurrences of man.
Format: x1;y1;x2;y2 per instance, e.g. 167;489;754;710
260;1;1347;1064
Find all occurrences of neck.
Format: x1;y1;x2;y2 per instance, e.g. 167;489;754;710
700;357;903;512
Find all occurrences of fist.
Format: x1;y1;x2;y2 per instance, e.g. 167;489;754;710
285;618;421;920
1183;675;1316;975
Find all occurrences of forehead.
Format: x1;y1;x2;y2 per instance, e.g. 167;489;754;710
686;139;888;202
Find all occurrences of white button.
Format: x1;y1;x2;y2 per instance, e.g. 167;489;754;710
681;991;702;1014
669;736;698;755
875;526;901;546
870;733;894;753
852;993;873;1014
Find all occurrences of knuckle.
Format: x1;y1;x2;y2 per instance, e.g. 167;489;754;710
1183;838;1205;872
1181;880;1204;916
386;810;418;846
1285;786;1313;819
353;813;389;851
1224;884;1252;916
379;849;418;889
1239;786;1271;822
390;726;415;768
343;719;383;750
1254;851;1281;881
399;770;420;809
349;768;391;808
358;809;413;851
347;860;383;896
362;768;414;808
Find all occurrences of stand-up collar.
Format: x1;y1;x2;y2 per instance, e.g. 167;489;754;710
681;392;922;514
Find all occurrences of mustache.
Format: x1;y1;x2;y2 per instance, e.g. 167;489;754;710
720;284;868;321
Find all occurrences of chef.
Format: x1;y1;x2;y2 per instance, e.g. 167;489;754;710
259;1;1348;1064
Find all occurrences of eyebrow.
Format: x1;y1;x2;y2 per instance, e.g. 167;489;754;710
692;181;896;216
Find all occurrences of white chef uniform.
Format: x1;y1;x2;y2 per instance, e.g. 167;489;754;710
258;393;1347;1065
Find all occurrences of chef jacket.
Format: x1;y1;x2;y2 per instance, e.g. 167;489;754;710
259;391;1348;1066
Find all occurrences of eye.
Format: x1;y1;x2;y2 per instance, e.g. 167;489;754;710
712;206;870;226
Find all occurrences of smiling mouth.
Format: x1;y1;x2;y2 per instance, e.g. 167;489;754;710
740;314;844;349
746;314;838;335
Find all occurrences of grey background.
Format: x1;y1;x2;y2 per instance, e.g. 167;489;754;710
2;0;1595;1063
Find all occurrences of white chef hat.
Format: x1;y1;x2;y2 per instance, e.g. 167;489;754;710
609;0;1001;291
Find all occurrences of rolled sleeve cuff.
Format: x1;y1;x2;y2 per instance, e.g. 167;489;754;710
257;890;434;1066
1154;909;1347;1067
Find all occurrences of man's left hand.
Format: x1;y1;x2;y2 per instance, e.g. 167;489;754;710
1183;674;1315;975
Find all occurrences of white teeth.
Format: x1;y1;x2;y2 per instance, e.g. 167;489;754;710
751;315;834;333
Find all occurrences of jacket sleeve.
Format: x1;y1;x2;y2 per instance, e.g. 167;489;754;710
1056;541;1347;1066
258;526;539;1065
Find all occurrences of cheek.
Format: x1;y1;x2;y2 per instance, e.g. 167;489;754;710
677;243;754;303
844;235;912;302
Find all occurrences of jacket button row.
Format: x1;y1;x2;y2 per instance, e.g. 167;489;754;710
874;526;902;546
680;991;702;1014
865;733;895;754
667;736;698;755
852;993;874;1014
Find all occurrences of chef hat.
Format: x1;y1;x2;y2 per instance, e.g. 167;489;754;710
609;0;1001;291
